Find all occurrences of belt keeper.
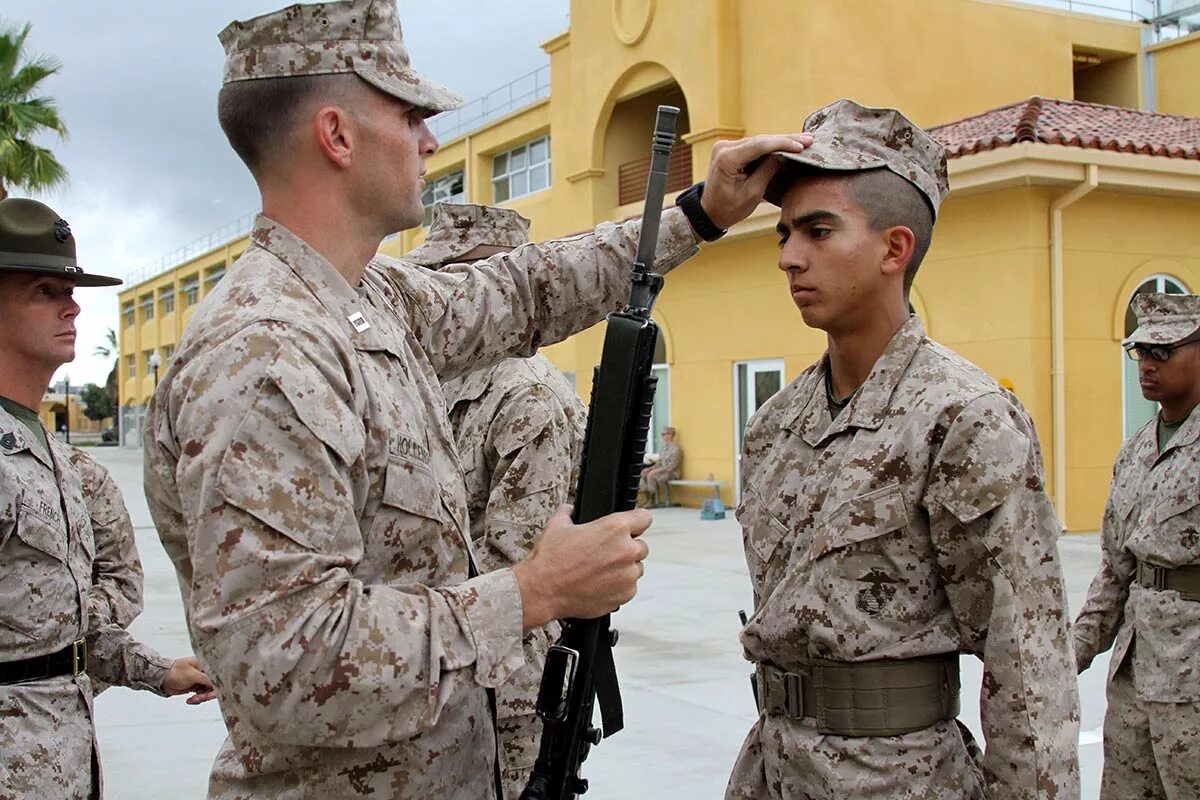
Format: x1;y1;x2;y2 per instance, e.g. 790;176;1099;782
72;638;87;676
785;672;803;718
1153;565;1168;591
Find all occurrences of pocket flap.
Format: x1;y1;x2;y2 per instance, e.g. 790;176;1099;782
809;484;908;562
739;489;790;566
382;458;447;522
1155;467;1200;524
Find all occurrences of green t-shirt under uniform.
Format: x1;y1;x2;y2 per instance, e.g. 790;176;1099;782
0;395;49;457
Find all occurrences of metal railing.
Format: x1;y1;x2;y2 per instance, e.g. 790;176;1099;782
125;212;256;286
1015;0;1149;20
428;64;551;142
1014;0;1199;38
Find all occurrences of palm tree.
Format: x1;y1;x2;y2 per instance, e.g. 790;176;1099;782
93;327;119;406
0;21;67;200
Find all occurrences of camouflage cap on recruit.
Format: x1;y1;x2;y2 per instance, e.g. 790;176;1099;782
765;98;950;219
0;198;120;287
219;0;464;114
1124;292;1200;347
404;203;532;267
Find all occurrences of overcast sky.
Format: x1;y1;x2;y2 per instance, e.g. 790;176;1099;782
0;1;568;387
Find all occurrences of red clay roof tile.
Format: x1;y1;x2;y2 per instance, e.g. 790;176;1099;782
930;97;1200;161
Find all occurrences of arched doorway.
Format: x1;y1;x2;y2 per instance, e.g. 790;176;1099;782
647;329;670;457
1123;274;1188;438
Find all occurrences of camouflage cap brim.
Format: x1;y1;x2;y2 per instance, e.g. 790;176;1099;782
356;68;464;115
1123;319;1200;347
402;239;473;267
764;145;889;206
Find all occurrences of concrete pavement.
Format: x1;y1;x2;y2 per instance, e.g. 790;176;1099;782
88;446;1111;798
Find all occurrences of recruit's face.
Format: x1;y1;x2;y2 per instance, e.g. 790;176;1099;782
352;90;439;233
1138;339;1200;408
775;176;890;333
0;273;80;371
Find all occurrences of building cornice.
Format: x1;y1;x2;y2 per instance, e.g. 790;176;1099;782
947;142;1200;198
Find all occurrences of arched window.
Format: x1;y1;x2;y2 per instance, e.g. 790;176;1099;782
1123;275;1188;438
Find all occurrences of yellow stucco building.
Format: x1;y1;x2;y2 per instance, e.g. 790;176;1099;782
118;0;1200;531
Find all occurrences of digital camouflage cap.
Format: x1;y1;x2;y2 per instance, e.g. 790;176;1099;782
764;98;950;219
219;0;464;115
404;203;532;267
1124;292;1200;347
0;198;120;287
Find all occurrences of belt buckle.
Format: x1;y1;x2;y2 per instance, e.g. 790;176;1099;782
71;638;87;676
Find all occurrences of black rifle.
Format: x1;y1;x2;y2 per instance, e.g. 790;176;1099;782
519;104;680;800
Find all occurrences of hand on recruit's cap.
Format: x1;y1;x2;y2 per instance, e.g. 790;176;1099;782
699;133;814;230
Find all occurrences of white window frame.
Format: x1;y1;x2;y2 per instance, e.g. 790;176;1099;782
139;293;154;321
422;169;465;226
646;364;671;458
122;302;135;327
182;277;200;306
159;287;175;315
204;267;225;288
733;359;786;502
1122;274;1188;439
492;136;550;203
125;354;136;379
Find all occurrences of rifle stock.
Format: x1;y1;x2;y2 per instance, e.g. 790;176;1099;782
520;104;680;800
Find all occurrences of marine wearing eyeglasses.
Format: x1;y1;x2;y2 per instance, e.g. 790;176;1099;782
1075;292;1200;798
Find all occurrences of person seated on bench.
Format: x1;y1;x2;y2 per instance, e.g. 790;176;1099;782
637;427;682;508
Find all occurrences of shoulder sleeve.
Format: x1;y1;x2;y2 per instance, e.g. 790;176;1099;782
377;209;699;380
925;392;1079;800
68;451;144;629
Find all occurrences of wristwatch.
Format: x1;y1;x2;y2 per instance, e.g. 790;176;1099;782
675;182;727;242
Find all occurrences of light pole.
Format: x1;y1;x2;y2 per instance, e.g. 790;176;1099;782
148;350;161;388
63;372;70;444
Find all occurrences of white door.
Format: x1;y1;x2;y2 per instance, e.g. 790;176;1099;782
1123;275;1188;439
734;359;786;502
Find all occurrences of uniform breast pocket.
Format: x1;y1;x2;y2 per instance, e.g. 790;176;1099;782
375;458;461;581
0;492;73;642
737;489;792;589
809;484;920;618
1153;469;1200;553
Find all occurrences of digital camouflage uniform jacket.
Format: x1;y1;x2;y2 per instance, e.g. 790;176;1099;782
66;448;144;630
728;317;1079;800
443;353;586;795
1074;407;1200;701
143;212;697;799
0;409;172;800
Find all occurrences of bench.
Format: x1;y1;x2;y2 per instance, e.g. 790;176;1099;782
663;477;728;506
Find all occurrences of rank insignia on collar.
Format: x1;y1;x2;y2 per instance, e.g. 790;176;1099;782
347;311;371;333
0;432;17;450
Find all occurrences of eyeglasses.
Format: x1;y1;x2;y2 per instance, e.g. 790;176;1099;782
1126;342;1195;362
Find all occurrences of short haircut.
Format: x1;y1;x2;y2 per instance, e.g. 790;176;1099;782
780;165;935;293
217;73;367;175
843;168;934;292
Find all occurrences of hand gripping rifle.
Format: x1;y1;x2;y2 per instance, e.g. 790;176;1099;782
519;105;680;800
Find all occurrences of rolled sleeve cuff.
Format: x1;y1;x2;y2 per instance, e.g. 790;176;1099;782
440;567;526;688
132;648;175;696
655;207;702;275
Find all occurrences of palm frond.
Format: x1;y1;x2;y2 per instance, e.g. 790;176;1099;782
1;139;67;192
